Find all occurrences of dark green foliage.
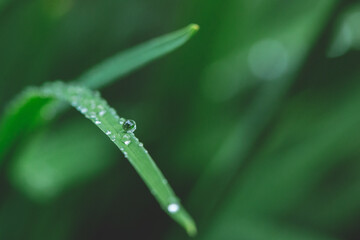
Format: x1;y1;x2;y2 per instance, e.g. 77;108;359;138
1;0;360;239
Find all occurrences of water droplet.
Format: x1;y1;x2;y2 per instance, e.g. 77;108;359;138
106;130;111;135
95;120;101;125
110;135;116;142
99;110;106;117
121;134;131;145
80;108;88;114
88;112;96;119
167;203;180;213
122;119;136;133
119;118;126;125
139;142;143;147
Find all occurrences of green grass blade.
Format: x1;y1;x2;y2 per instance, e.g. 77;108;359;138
2;81;197;236
0;24;199;161
76;23;199;89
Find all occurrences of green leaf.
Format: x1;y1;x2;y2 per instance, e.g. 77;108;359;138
0;23;199;160
4;81;197;236
76;23;199;89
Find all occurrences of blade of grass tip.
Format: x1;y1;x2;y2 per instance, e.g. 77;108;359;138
76;23;199;89
2;81;197;236
0;24;199;161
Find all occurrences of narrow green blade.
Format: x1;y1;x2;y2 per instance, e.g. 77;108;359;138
76;24;199;89
0;24;199;160
2;81;197;236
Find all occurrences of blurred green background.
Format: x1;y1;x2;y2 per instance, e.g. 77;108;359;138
1;0;360;239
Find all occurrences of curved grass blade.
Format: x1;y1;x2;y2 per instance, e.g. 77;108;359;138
76;23;199;89
0;23;199;160
3;81;197;236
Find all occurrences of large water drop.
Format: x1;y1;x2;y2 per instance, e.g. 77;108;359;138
167;203;180;213
122;119;136;133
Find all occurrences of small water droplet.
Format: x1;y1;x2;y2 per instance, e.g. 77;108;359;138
122;119;136;133
106;130;111;135
167;203;180;213
88;112;96;119
95;120;101;125
81;108;88;114
121;134;131;145
119;118;125;125
99;110;106;117
139;142;143;147
110;135;116;142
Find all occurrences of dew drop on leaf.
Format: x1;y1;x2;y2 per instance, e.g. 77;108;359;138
80;108;88;114
121;134;131;145
99;110;106;117
119;118;125;125
122;119;136;133
167;203;180;213
110;134;116;142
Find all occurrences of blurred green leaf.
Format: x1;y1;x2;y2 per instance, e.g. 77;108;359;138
9;120;115;201
186;0;338;226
